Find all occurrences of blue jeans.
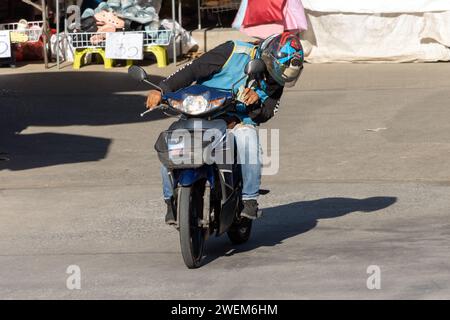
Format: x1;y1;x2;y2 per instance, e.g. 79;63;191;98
161;124;261;200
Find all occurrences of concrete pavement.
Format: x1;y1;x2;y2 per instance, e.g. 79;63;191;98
0;62;449;299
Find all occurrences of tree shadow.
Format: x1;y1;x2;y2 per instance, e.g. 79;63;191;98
204;196;397;265
0;71;167;171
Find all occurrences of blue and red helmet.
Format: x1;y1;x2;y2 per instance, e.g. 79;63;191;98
260;32;304;87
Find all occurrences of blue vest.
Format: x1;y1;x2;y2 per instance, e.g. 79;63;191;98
198;41;268;125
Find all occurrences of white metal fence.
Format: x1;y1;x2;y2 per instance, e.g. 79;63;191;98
0;21;44;42
68;29;172;49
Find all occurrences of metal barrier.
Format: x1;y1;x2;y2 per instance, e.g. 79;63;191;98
68;29;172;49
0;21;44;43
198;0;240;28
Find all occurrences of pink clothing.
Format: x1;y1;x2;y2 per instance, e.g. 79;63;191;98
240;24;284;39
243;0;285;27
240;0;308;39
284;0;308;31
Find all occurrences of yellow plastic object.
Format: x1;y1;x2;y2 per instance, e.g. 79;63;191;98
10;31;28;43
144;45;168;68
73;46;168;69
73;48;114;69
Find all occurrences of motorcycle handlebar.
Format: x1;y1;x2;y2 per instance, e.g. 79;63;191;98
140;102;170;117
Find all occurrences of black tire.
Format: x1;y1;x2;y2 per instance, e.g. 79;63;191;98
178;185;206;268
227;217;252;245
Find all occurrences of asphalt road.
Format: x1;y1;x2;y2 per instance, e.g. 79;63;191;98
0;63;449;299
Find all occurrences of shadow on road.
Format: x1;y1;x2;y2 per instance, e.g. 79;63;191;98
204;196;397;265
0;71;166;171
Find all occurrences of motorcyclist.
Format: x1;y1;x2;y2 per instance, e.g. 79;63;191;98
146;32;304;224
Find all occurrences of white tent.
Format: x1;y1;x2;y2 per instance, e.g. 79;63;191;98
301;0;450;62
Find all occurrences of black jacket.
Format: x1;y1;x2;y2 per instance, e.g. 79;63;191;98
158;41;284;124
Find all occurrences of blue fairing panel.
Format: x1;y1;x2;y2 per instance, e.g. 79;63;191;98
175;166;215;187
163;85;232;101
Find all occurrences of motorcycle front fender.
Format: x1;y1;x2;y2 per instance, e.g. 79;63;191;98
174;166;215;187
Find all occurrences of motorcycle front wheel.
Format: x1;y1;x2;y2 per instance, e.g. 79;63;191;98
178;185;206;268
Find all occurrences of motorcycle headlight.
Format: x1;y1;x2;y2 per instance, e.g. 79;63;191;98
168;95;227;115
182;95;209;115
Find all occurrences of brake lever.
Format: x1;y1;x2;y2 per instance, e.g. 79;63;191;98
140;109;153;117
140;103;168;117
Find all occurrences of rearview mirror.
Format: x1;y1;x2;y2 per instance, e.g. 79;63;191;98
244;59;266;76
128;65;148;82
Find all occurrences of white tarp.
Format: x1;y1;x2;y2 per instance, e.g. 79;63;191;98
301;0;450;13
161;19;198;59
300;0;450;62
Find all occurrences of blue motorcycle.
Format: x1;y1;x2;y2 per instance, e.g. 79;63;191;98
129;61;265;268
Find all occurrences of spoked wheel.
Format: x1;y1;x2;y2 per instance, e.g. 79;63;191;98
178;184;206;268
227;217;252;245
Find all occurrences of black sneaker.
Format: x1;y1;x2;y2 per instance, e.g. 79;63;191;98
241;200;260;220
165;198;176;225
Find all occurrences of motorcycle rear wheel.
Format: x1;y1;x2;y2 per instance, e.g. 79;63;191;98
178;185;206;269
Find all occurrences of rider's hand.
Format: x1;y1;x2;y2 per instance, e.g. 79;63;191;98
146;90;162;109
242;88;259;106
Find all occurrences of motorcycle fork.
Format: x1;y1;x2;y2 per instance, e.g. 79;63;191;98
200;182;211;240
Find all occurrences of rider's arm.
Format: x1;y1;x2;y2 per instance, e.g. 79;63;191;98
158;41;234;93
248;84;284;124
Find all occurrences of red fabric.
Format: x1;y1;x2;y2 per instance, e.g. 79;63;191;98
15;40;44;61
243;0;286;27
